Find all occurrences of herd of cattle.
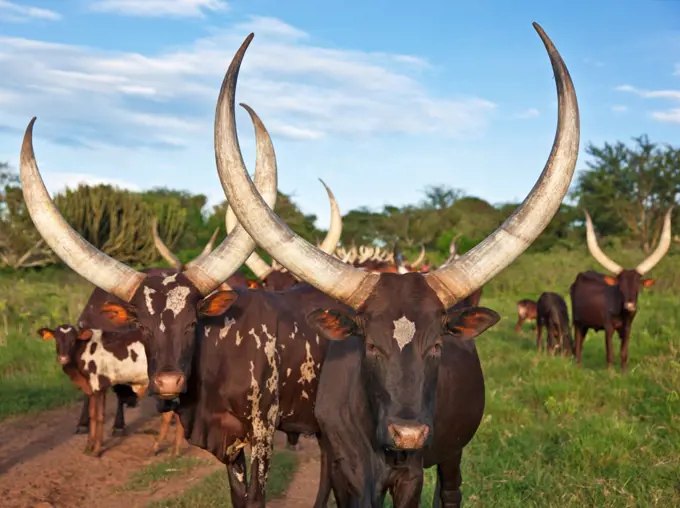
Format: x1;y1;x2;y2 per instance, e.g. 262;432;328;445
17;23;671;508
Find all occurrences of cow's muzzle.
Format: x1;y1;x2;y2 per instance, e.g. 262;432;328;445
387;421;430;450
624;302;636;312
57;355;69;366
152;371;186;399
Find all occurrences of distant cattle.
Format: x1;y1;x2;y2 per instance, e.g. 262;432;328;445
570;209;672;372
215;22;579;505
536;292;574;355
515;299;538;333
37;324;183;457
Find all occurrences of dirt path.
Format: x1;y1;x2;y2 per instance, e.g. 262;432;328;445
0;398;325;507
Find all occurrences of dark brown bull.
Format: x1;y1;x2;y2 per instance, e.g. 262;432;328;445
536;292;574;356
570;209;672;372
515;299;538;333
215;22;579;505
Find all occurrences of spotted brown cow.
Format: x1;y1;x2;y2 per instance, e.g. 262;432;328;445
570;209;672;372
536;292;574;356
214;22;579;506
515;298;538;333
37;324;183;457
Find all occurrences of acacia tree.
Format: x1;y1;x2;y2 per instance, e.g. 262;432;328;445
571;135;680;252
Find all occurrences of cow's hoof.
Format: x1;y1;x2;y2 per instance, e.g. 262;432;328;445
75;425;89;435
111;428;127;437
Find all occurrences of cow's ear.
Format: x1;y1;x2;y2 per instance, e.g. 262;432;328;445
100;302;138;326
198;290;239;317
445;307;500;340
307;309;357;341
77;329;94;341
640;278;655;288
37;328;55;340
603;276;618;286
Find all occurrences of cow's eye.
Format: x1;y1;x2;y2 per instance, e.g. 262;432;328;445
429;341;443;357
366;342;379;355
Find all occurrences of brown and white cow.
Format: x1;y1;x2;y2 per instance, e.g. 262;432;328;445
515;298;538;333
213;22;579;506
37;324;183;457
570;209;672;372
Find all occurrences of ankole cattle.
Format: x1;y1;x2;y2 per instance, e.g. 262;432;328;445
214;22;579;506
536;292;574;356
73;220;254;437
515;299;538;333
570;209;672;372
37;324;183;457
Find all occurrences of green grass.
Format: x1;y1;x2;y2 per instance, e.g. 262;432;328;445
119;456;211;493
148;450;298;507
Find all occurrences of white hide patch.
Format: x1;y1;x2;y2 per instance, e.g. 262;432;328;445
80;330;148;392
143;286;156;315
220;317;235;340
286;368;292;378
164;286;191;317
298;341;315;385
159;320;166;332
392;315;416;351
162;273;178;286
235;330;243;346
248;328;261;349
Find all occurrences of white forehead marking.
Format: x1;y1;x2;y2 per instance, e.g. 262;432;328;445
164;286;191;317
58;326;72;333
143;286;156;315
159;320;166;332
162;273;178;286
392;315;416;351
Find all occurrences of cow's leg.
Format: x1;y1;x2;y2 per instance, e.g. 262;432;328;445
604;326;615;369
92;390;106;457
153;410;173;456
574;324;587;366
226;449;247;508
618;325;631;374
171;412;184;457
515;315;524;333
390;466;423;508
112;393;126;437
433;451;463;508
246;438;274;507
85;393;97;453
286;432;300;450
76;395;90;434
312;433;332;508
536;318;543;352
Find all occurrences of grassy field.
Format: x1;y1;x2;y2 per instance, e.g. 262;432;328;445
1;248;679;506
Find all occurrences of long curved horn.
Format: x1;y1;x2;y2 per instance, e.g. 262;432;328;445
317;179;342;254
183;103;278;294
409;246;426;268
215;23;578;310
423;23;580;307
636;207;673;275
20;118;147;302
583;210;623;274
151;217;183;270
226;206;274;280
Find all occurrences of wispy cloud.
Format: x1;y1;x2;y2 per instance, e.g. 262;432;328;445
651;109;680;124
616;84;680;101
0;16;496;150
89;0;229;18
611;105;628;113
0;1;61;22
516;108;540;119
43;172;141;196
583;58;604;67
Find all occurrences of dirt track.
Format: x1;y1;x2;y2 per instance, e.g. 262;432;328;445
0;398;322;507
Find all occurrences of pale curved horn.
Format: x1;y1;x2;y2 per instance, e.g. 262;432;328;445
317;179;342;254
423;22;580;307
20;118;146;302
151;217;182;270
409;245;426;268
636;207;673;275
583;210;623;274
213;34;378;309
226;206;274;280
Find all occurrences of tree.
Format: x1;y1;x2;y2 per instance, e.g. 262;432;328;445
571;136;680;252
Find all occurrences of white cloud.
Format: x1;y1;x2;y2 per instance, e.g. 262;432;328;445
651;108;680;124
0;16;496;152
616;84;680;101
611;105;628;113
583;58;604;68
43;172;141;196
516;108;540;119
89;0;228;18
0;1;61;22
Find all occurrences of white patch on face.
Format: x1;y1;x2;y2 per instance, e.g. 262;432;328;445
301;390;309;400
205;326;211;336
235;471;245;483
58;326;72;333
220;317;235;340
298;341;316;385
159;320;166;332
143;286;156;315
248;328;261;349
393;315;416;351
80;330;148;392
286;368;292;378
164;286;191;317
162;273;178;286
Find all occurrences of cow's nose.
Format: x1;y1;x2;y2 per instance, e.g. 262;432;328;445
153;372;186;399
57;355;69;366
624;302;636;312
387;422;430;450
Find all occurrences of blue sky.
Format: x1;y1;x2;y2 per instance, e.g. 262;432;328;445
0;1;679;228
